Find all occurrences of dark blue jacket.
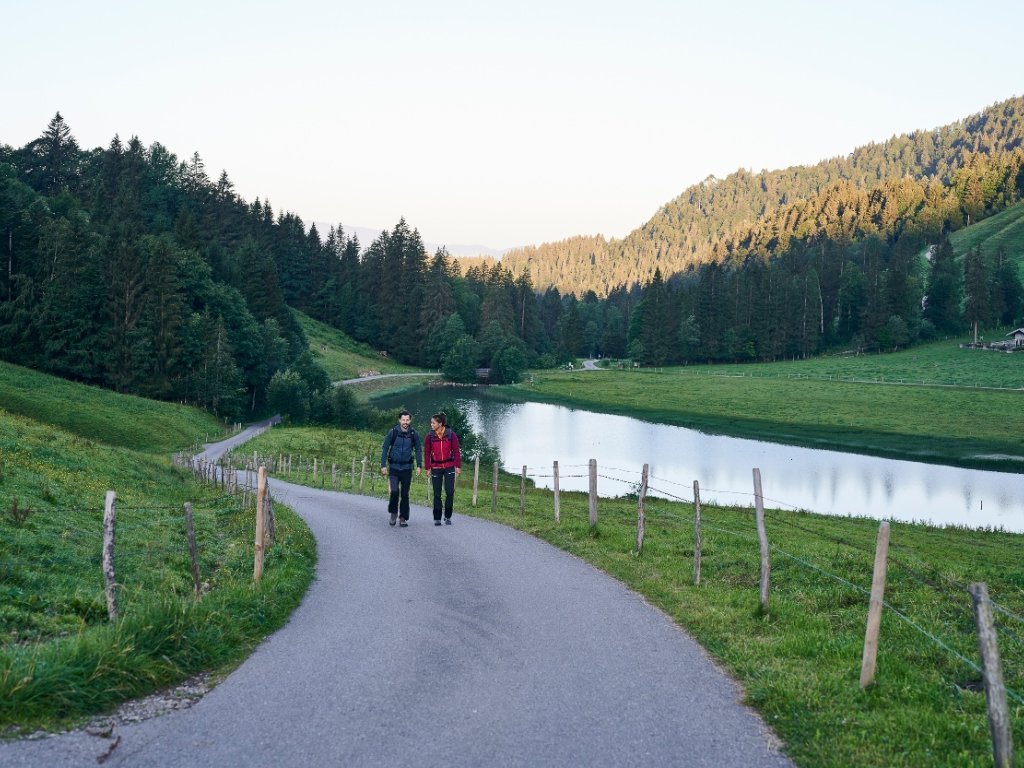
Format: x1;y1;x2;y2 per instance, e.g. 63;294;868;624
380;425;422;471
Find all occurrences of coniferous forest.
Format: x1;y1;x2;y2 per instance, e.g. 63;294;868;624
2;97;1024;420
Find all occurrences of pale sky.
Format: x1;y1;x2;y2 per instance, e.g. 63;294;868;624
3;0;1023;250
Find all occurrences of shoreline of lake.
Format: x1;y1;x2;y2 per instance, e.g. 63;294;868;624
372;384;1024;533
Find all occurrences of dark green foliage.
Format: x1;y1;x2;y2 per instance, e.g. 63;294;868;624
442;336;482;383
0;115;311;418
267;369;309;423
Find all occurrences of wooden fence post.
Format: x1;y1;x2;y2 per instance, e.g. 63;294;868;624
588;459;598;526
332;463;337;489
753;467;770;612
254;467;266;582
102;491;118;621
693;480;702;586
860;521;891;688
553;460;561;523
969;582;1014;768
520;466;527;515
491;463;499;515
184;502;201;597
313;457;317;483
472;455;480;506
635;463;649;553
264;486;276;549
351;458;356;488
359;457;367;493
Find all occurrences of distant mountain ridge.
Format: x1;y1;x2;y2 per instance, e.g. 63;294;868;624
313;222;506;259
502;94;1024;295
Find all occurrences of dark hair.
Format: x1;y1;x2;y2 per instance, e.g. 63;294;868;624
431;411;447;427
399;409;411;419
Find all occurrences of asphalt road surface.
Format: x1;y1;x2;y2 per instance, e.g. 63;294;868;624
0;425;793;768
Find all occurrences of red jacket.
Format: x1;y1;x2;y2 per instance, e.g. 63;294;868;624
424;428;461;470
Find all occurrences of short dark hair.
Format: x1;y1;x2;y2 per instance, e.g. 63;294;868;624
399;409;411;419
431;411;447;427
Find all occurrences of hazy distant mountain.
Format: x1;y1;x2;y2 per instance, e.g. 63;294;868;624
314;223;506;259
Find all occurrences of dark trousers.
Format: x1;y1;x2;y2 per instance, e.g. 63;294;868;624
431;468;456;520
388;468;412;520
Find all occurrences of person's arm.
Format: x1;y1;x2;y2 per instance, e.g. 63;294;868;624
415;431;423;474
380;428;391;474
423;434;432;471
452;432;462;472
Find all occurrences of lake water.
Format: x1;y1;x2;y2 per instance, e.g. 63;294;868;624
375;387;1024;533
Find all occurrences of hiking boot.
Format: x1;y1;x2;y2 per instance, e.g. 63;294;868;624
389;512;398;526
434;520;442;526
444;518;452;525
399;519;408;527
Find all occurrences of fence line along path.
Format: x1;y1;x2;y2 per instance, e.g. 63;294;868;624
0;422;792;768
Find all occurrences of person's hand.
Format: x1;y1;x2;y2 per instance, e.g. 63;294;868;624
380;467;387;476
416;467;422;476
455;467;462;476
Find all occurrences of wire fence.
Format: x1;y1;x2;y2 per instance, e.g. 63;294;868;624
244;448;1024;723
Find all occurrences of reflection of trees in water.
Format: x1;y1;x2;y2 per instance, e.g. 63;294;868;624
962;484;973;515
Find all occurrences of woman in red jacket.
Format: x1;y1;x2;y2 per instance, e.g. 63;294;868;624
424;411;461;525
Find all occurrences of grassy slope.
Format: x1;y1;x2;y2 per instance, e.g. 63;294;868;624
235;424;1024;768
0;372;316;732
0;361;224;453
520;341;1024;471
296;311;423;381
950;200;1024;280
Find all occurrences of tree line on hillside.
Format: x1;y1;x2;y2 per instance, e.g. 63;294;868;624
503;95;1024;296
2;109;1023;426
0;115;592;421
1;114;323;419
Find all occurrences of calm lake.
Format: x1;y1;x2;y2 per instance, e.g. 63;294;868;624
376;387;1024;533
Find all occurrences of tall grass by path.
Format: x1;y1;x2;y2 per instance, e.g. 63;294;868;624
0;400;316;732
241;425;1024;768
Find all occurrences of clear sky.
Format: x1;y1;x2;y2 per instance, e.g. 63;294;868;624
3;0;1022;250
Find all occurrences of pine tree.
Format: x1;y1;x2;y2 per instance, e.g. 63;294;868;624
924;236;962;334
30;112;81;194
963;246;989;342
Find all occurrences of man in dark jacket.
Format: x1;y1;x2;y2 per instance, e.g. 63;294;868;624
380;410;422;527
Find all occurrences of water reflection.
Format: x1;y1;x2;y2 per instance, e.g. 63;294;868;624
377;388;1024;533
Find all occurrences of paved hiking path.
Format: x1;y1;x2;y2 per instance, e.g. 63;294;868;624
1;425;793;768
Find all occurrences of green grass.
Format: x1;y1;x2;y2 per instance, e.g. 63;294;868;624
296;311;425;381
0;360;225;453
0;375;316;732
234;424;1024;768
951;200;1024;279
645;336;1024;389
510;349;1024;471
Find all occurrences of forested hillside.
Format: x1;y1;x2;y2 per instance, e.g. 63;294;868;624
3;100;1023;407
0;115;553;415
503;95;1024;296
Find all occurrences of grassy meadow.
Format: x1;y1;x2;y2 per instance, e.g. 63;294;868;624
296;311;424;381
0;369;316;733
234;423;1024;768
522;340;1024;472
950;200;1024;279
0;360;225;453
